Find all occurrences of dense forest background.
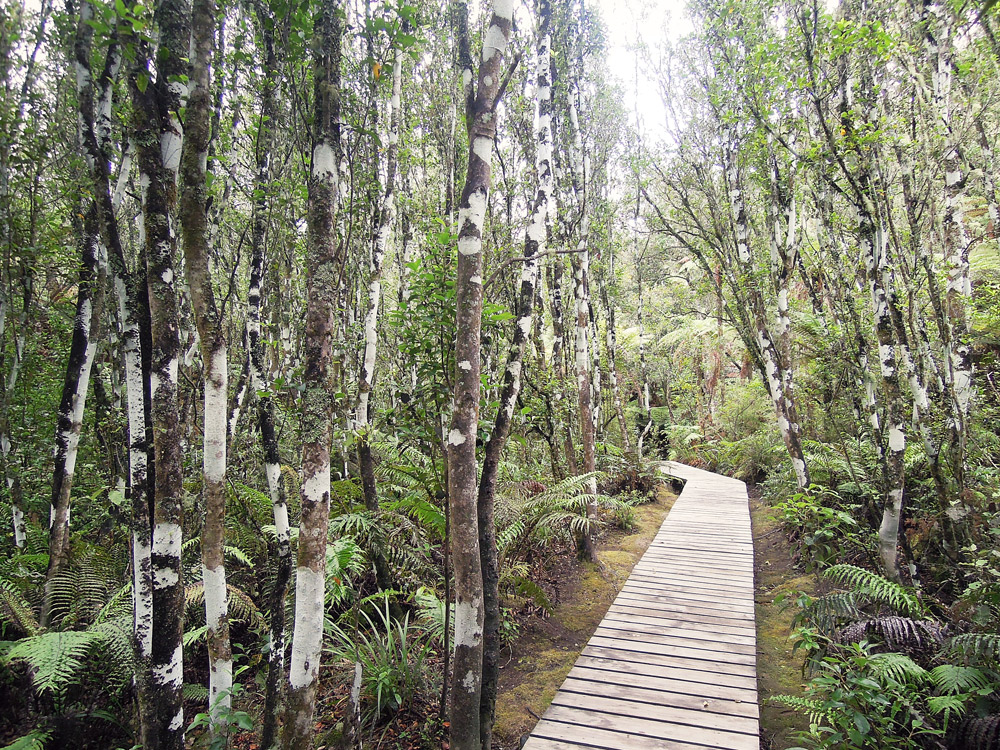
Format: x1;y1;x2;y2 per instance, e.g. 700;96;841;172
0;0;999;747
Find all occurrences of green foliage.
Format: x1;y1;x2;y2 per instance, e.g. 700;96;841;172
0;729;52;750
325;598;434;721
186;681;254;749
774;487;865;570
824;565;925;618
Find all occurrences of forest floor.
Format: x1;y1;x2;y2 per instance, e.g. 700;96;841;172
750;486;816;749
491;482;679;750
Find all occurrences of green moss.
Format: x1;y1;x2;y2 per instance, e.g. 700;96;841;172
753;502;817;748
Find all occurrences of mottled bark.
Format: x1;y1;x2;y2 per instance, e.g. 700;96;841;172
357;43;403;510
280;0;343;745
178;0;232;725
247;10;292;748
477;3;549;744
128;0;190;741
446;2;513;748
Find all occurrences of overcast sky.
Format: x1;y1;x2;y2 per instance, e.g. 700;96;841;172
591;0;692;134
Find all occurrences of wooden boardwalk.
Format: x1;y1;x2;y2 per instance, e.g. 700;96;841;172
522;461;759;750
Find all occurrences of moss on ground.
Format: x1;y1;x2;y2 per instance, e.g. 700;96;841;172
752;498;817;749
493;485;677;749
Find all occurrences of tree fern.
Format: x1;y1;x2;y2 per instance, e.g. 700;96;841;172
950;714;1000;749
838;617;946;653
824;564;925;617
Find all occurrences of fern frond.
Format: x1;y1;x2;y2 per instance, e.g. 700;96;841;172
0;578;39;636
797;591;861;632
866;652;927;685
1;728;52;750
824;564;924;617
929;664;994;696
768;693;831;725
947;633;1000;665
838;617;946;652
4;630;101;697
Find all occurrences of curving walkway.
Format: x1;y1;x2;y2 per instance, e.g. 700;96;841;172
521;461;759;750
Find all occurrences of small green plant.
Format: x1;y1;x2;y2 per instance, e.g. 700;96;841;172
772;642;947;749
326;597;434;721
185;680;254;750
774;486;863;570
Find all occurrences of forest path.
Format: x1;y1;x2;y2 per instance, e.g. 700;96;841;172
521;461;759;750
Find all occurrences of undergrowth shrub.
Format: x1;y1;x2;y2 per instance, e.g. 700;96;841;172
325;597;434;722
773;486;871;570
775;566;1000;748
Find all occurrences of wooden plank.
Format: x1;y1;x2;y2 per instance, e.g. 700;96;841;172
597;617;757;647
581;646;758;688
564;670;759;717
593;624;757;654
587;636;757;671
571;657;758;703
528;719;714;750
540;705;759;750
551;689;759;735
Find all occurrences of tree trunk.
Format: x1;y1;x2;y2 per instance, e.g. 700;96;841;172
357;42;403;510
247;9;293;747
446;3;513;748
179;0;232;726
129;0;190;742
477;3;550;744
280;1;343;745
42;204;104;626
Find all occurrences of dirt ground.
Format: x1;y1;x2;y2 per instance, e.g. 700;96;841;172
491;483;679;749
749;488;816;749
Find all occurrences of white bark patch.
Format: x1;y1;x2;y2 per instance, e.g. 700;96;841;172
169;708;184;732
453;599;482;648
153;643;184;688
792;458;808;487
462;670;478;691
888;426;906;453
153;522;182;556
493;0;515;21
470;275;482;285
154;565;179;589
302;466;330;507
162;268;173;285
482;23;507;62
518;316;532;337
13;505;25;548
288;566;325;689
448;429;467;446
133;531;153;657
160;131;182;171
458;360;473;371
203;350;228;484
462;69;473;88
202;564;229;631
312;143;337;180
